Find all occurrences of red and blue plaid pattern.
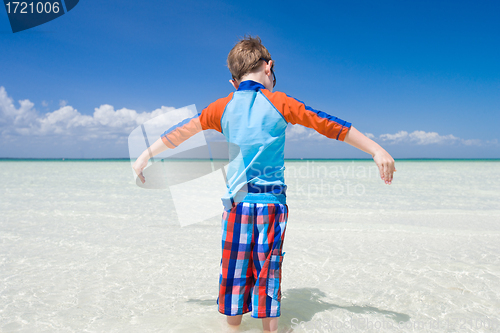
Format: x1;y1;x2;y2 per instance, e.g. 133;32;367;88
217;202;288;318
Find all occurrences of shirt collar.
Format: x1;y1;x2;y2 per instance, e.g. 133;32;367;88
237;80;266;91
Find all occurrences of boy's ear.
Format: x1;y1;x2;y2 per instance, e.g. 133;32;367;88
266;60;273;76
229;79;239;90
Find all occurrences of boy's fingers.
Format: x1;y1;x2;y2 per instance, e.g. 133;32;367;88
378;161;393;184
378;164;385;180
373;151;395;184
132;162;146;184
138;172;145;184
385;163;395;184
386;167;392;183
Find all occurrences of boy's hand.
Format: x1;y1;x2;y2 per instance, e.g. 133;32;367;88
131;138;170;184
132;154;149;184
344;126;396;184
372;149;396;184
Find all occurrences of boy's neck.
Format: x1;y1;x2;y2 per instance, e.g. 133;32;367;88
240;72;266;86
235;69;273;92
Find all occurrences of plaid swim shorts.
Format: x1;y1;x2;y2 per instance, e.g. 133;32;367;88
217;202;288;318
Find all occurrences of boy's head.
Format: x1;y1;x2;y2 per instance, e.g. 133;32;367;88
227;36;274;84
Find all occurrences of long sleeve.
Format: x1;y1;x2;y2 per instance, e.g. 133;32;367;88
160;93;233;148
261;90;351;141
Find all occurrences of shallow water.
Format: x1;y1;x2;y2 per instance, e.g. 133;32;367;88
1;160;499;332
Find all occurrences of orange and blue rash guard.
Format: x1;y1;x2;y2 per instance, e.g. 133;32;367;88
161;80;351;208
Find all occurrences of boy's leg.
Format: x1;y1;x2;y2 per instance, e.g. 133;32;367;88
251;203;288;318
227;314;243;328
262;317;278;333
218;203;254;317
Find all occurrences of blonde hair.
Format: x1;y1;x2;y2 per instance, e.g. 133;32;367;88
227;35;272;81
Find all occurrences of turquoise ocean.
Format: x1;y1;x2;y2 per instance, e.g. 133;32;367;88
1;159;499;332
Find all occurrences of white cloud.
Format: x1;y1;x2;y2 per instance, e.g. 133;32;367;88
379;130;410;143
409;131;460;145
461;139;482;146
378;130;461;145
0;88;38;128
0;86;176;142
378;130;486;146
486;139;498;145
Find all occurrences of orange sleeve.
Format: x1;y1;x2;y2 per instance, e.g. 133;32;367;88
261;90;351;141
198;93;233;132
160;93;232;148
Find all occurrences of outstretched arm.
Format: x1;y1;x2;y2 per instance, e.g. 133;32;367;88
132;97;230;184
344;126;396;184
269;93;395;183
132;138;169;183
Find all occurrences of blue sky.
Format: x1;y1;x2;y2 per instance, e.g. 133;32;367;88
1;0;499;158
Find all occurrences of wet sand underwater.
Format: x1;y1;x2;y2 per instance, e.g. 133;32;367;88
1;160;499;332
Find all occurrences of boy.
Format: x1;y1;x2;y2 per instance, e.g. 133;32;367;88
133;36;395;333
